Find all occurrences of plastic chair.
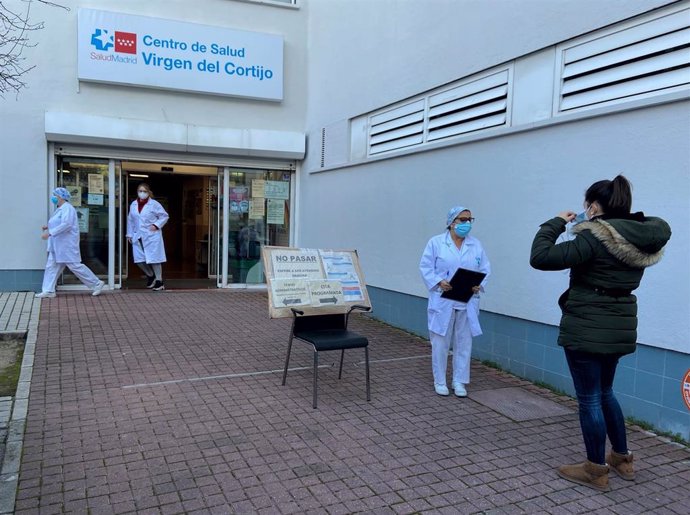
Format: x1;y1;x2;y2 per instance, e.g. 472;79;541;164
282;305;371;408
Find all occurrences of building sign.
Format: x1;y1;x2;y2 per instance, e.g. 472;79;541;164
77;8;284;101
683;369;690;411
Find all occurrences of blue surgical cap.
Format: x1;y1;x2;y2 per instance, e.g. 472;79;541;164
53;187;71;200
446;206;469;227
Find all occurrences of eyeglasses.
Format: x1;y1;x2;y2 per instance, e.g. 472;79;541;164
453;217;475;223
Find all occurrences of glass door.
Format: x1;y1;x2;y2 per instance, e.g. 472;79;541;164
56;157;110;287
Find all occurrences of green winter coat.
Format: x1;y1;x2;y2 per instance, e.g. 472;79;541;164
530;214;671;355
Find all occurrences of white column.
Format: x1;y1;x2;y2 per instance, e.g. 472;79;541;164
221;167;230;287
108;159;115;289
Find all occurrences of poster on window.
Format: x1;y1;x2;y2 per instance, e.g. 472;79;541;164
264;180;289;200
267;199;285;225
67;187;82;207
88;174;104;194
249;199;265;220
251;179;266;198
75;208;89;233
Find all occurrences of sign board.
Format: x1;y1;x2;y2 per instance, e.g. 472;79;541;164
683;369;690;411
262;246;371;318
77;8;284;101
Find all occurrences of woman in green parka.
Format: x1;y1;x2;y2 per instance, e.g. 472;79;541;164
530;175;671;492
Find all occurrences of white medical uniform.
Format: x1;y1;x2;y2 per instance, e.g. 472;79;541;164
419;231;491;387
126;199;169;264
40;202;101;293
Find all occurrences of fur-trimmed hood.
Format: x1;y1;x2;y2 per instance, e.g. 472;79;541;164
572;215;671;268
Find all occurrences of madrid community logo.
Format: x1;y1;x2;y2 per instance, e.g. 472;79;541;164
90;28;137;54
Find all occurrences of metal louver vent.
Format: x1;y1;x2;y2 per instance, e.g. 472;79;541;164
559;8;690;112
368;100;424;155
427;70;509;142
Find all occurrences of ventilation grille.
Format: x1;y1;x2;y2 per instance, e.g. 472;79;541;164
428;70;509;141
369;100;425;155
559;8;690;112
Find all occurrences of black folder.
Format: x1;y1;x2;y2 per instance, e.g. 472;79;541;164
441;268;487;303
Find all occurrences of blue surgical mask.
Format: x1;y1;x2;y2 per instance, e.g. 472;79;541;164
573;205;591;225
50;195;59;205
454;222;472;237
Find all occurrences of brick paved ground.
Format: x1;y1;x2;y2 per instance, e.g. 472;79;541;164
15;291;690;514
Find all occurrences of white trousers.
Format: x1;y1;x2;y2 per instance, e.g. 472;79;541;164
430;308;473;387
41;252;100;293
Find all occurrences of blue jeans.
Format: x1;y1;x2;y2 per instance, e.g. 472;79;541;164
564;349;628;464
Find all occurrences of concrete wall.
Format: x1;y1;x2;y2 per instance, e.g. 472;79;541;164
0;0;308;275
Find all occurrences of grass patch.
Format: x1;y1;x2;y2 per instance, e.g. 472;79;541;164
0;339;25;397
625;416;688;447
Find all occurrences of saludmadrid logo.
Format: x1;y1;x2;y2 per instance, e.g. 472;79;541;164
90;28;138;64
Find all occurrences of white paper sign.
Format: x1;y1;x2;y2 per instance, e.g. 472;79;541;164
88;193;104;206
77;8;284;101
271;249;324;280
264;180;289;200
75;208;89;233
309;281;345;307
271;280;310;308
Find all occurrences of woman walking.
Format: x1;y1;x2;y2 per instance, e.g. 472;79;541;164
36;187;105;298
126;183;169;291
530;175;671;491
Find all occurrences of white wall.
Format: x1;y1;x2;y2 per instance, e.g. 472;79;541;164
299;0;689;353
0;0;308;270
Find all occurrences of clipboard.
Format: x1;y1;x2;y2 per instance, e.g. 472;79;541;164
441;268;487;303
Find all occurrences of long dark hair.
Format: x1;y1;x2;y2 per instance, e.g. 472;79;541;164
585;174;632;217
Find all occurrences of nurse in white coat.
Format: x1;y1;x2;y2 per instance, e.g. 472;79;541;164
419;206;491;397
126;183;169;291
36;188;105;298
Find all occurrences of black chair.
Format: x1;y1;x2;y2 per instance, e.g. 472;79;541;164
281;305;372;408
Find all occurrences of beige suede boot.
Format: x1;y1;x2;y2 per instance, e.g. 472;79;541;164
557;460;610;491
607;450;635;481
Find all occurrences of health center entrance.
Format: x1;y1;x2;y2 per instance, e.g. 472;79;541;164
53;154;293;291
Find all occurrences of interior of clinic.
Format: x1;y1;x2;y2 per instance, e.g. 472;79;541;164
55;156;292;289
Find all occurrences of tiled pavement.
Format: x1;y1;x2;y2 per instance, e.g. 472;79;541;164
14;290;690;514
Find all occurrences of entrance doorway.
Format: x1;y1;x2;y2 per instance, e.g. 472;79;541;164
123;162;219;289
53;153;294;291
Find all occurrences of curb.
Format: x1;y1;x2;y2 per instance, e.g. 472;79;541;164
0;299;41;514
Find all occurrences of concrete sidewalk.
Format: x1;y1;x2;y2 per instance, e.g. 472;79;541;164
13;291;689;514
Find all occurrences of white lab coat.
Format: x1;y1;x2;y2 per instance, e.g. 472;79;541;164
47;202;81;263
126;199;169;264
419;231;491;337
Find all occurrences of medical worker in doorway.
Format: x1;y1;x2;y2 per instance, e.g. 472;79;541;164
419;206;491;398
35;187;105;298
530;175;671;492
126;183;169;291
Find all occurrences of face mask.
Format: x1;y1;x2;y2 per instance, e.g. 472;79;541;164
454;222;472;237
50;195;59;205
138;191;149;200
573;204;594;225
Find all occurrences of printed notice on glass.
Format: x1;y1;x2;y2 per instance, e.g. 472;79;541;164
271;279;310;308
271;249;324;280
249;199;265;220
320;251;364;301
309;281;345;307
252;180;265;198
68;187;82;207
267;198;285;225
264;180;289;200
88;174;104;194
88;193;104;206
75;208;89;233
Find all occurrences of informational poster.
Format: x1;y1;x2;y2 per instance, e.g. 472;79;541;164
270;280;310;308
88;193;104;205
88;174;104;194
230;186;248;201
67;187;82;207
75;208;89;233
251;179;265;198
239;199;249;213
264;180;289;200
262;246;370;318
320;251;364;301
249;199;265;220
271;249;323;280
309;281;345;307
267;199;285;225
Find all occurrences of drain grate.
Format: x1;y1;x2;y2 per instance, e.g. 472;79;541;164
469;387;574;422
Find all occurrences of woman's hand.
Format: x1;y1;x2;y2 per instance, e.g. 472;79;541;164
150;225;158;231
438;280;452;292
41;233;49;240
472;285;481;294
127;237;132;244
558;211;577;222
41;225;48;231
